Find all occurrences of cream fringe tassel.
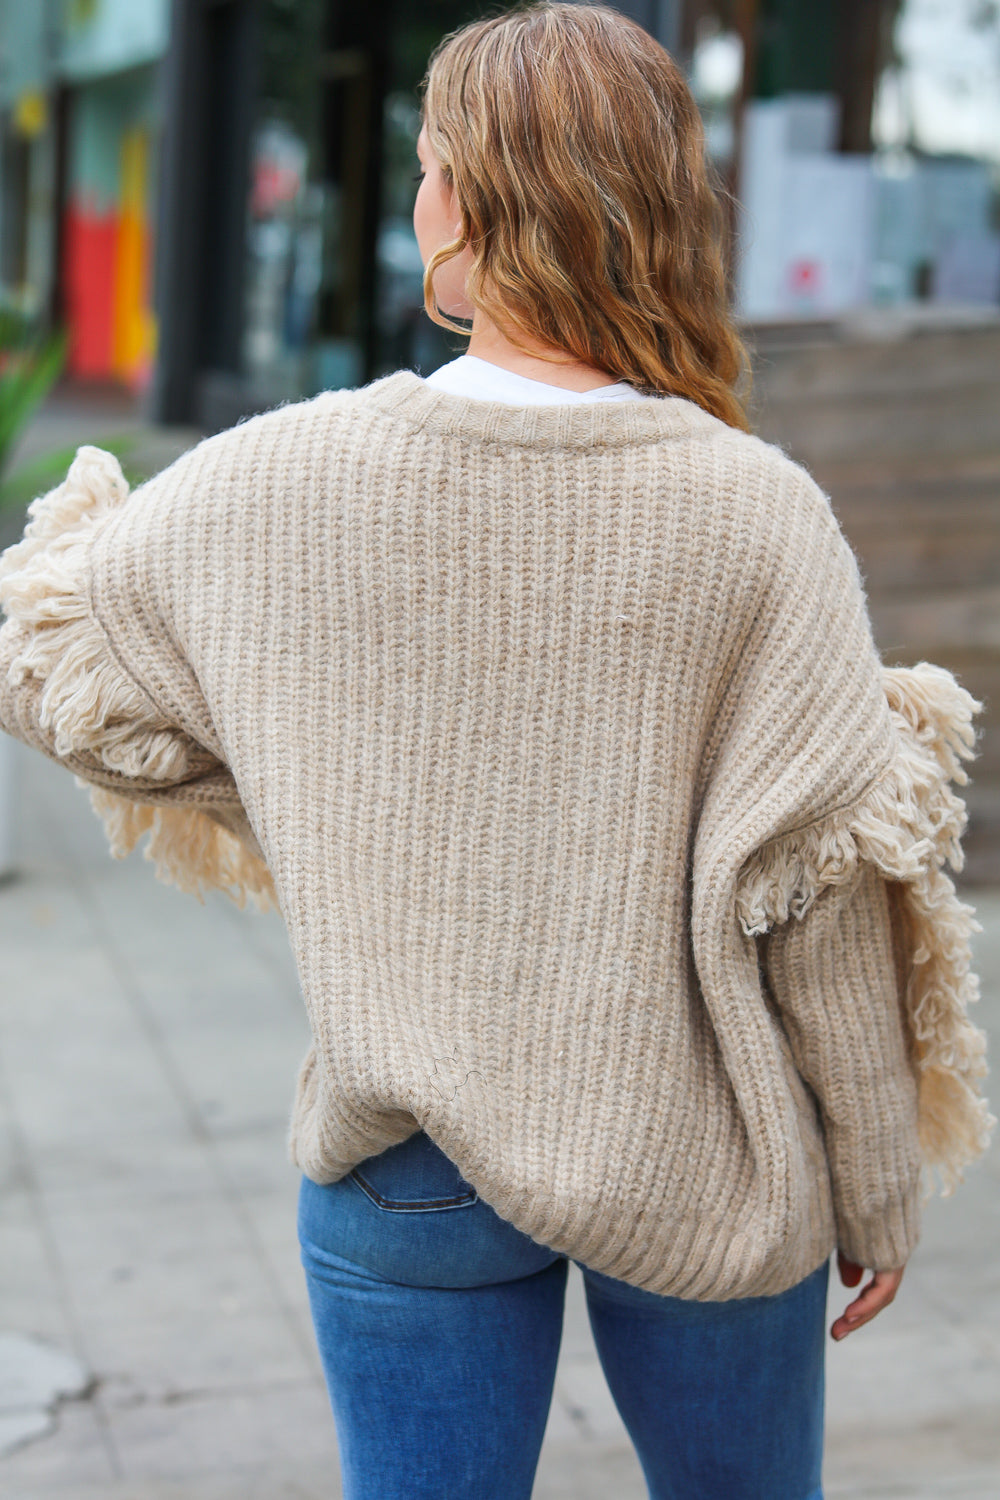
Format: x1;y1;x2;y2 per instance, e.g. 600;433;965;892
0;446;275;911
87;788;276;911
736;662;994;1193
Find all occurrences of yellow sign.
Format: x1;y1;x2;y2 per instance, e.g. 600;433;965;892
67;0;100;25
14;91;48;139
113;128;156;388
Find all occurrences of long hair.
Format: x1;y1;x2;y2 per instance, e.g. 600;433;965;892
422;2;751;431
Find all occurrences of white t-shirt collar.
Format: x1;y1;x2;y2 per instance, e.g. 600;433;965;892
423;354;655;406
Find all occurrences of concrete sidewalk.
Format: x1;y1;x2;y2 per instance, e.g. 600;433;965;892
0;743;997;1499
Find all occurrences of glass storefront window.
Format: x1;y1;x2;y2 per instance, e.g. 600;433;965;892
871;0;1000;306
690;15;745;176
243;0;327;402
242;1;769;395
243;0;492;401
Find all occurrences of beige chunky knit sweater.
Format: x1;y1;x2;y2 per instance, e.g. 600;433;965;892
0;372;992;1298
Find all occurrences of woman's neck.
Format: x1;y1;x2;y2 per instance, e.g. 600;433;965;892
465;313;619;393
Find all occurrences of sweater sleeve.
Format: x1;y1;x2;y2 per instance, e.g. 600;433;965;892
0;446;274;909
762;862;921;1269
736;663;993;1215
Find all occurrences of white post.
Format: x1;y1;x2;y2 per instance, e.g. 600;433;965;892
0;734;14;879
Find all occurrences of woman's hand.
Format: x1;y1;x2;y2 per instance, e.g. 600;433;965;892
830;1251;904;1340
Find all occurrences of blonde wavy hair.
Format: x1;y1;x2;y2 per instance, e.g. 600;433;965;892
422;2;751;431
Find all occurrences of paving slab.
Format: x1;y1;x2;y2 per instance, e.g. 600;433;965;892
0;1332;92;1459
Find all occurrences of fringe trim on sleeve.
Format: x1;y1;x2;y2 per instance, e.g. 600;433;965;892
0;447;189;779
89;787;276;912
735;662;994;1194
1;447;276;912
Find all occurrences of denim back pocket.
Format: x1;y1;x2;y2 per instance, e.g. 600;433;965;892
349;1131;478;1212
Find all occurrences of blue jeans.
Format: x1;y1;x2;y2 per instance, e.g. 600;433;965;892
298;1131;827;1500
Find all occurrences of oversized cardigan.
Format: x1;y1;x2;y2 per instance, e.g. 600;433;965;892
0;371;992;1299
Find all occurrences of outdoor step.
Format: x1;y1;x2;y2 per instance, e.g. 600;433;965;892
839;526;1000;594
829;474;1000;518
821;460;1000;589
810;450;1000;492
755;384;1000;466
748;321;1000;466
748;321;1000;403
869;588;1000;658
963;785;1000;885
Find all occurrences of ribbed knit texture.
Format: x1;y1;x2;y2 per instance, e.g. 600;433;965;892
0;371;992;1298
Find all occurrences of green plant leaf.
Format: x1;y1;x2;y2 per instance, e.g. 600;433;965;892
0;330;68;477
0;434;138;517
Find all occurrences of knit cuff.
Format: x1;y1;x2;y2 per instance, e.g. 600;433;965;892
834;1179;921;1272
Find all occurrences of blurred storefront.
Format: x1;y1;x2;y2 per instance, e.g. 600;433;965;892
736;0;1000;321
156;0;656;427
154;0;690;425
0;0;166;390
0;0;997;424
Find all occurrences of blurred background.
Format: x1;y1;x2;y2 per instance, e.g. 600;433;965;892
0;4;998;1498
1;0;998;412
